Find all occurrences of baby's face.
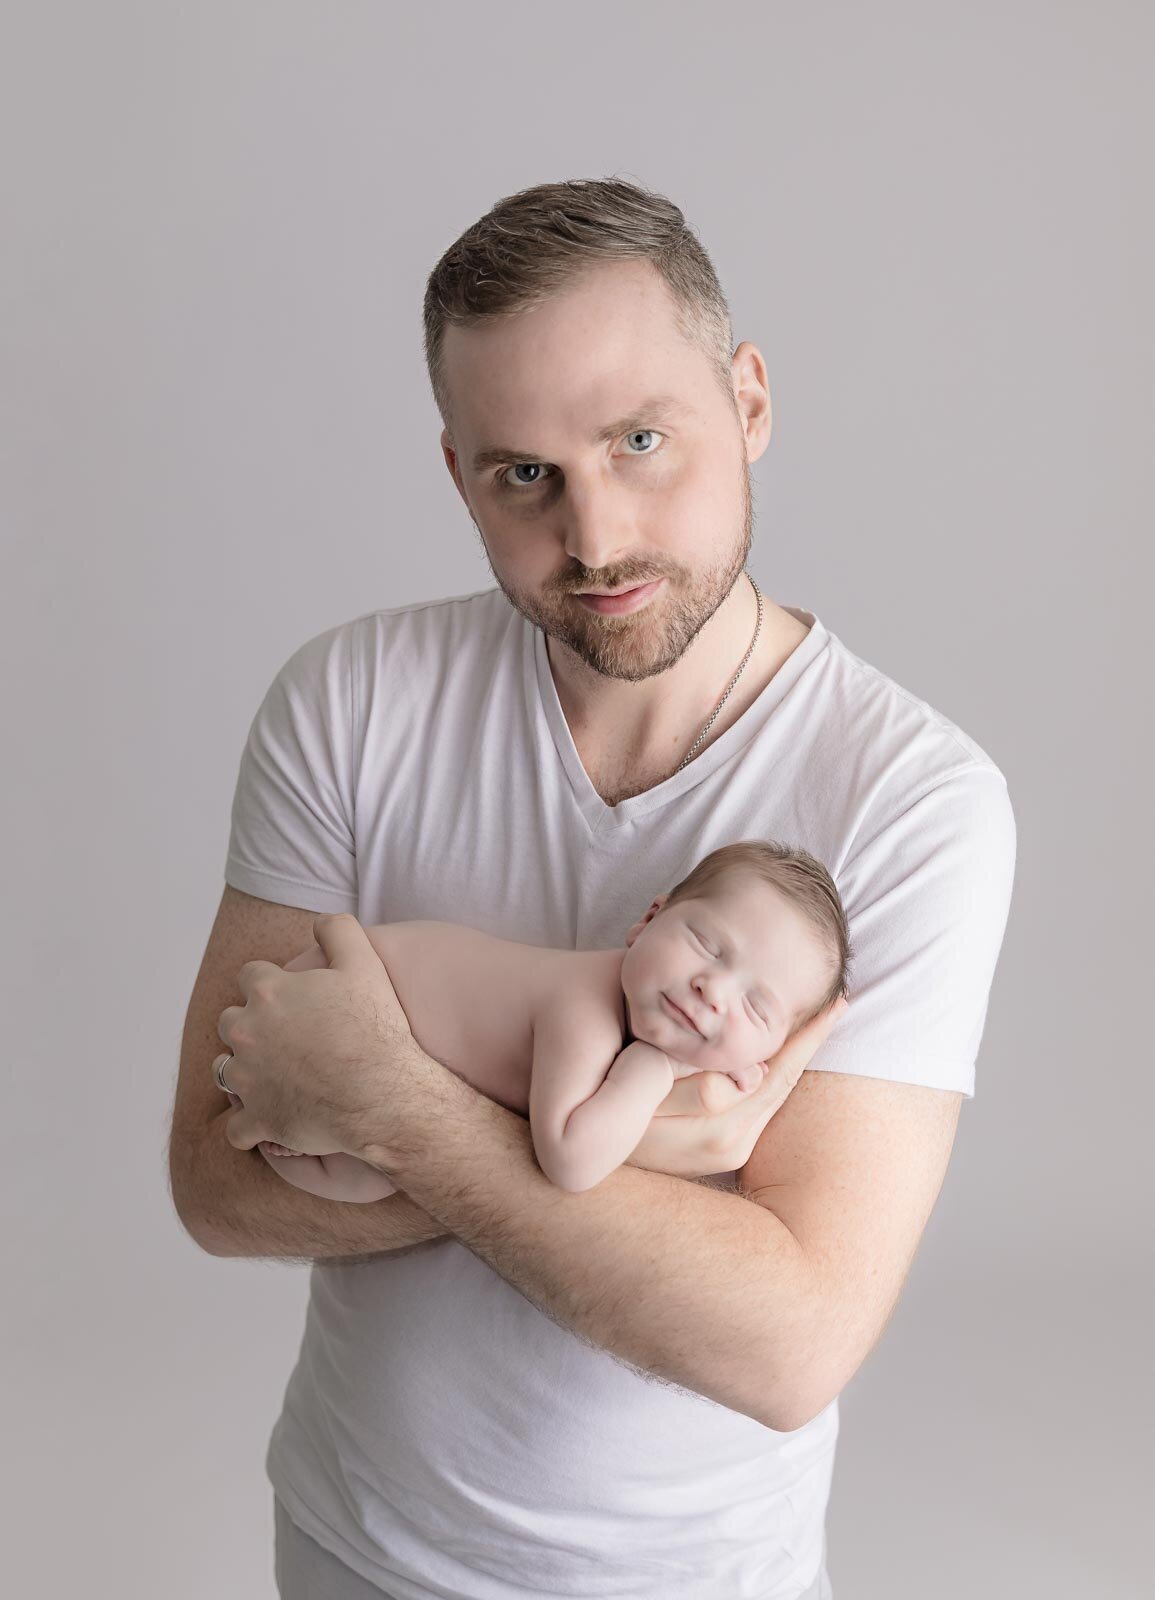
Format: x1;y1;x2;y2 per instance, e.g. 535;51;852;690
621;877;832;1071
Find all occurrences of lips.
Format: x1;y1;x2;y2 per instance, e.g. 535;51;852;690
576;579;663;615
662;992;702;1036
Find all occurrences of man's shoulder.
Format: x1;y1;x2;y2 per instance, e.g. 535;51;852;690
353;582;509;628
341;583;514;653
281;585;517;684
812;619;1008;792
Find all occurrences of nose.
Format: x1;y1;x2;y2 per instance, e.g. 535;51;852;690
693;971;734;1015
561;479;636;575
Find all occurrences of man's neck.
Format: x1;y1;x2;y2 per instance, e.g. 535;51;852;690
547;580;811;806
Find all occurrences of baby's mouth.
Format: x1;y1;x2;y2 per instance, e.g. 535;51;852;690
661;992;703;1037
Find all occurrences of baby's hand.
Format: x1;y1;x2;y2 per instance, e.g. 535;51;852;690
727;1062;768;1095
654;1064;763;1115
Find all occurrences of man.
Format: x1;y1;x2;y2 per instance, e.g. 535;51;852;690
169;180;1016;1599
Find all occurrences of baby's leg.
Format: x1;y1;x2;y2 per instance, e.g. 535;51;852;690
283;940;330;973
259;1146;398;1202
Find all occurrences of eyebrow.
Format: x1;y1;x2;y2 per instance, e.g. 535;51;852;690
469;393;697;474
694;917;785;1016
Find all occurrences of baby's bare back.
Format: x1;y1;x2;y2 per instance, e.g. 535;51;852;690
363;921;626;1114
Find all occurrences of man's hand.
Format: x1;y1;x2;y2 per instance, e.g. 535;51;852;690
626;996;850;1178
216;912;426;1159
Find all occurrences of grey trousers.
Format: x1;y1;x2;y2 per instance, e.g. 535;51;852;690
273;1495;833;1599
274;1498;399;1598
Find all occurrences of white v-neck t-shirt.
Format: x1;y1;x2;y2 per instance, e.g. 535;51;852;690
225;584;1015;1599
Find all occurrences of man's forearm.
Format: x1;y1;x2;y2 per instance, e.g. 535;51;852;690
361;1057;823;1432
182;1108;452;1263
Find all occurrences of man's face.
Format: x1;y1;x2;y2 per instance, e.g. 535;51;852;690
619;877;833;1071
439;260;767;681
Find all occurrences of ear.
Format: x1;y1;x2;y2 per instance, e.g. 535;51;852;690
731;341;772;465
440;428;468;501
624;892;670;948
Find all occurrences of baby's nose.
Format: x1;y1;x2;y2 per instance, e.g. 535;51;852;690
697;973;732;1007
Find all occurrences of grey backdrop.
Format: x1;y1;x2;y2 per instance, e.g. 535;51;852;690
2;3;1150;1596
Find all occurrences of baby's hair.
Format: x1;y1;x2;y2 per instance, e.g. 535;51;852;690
664;839;853;1029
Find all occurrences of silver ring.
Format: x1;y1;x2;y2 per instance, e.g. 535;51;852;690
214;1052;235;1094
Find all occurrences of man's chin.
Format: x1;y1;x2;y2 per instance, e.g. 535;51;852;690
567;635;682;682
543;596;697;681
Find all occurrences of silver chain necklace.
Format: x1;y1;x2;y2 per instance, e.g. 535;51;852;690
673;571;763;775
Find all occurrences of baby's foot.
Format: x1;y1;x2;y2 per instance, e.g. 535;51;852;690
259;1140;304;1158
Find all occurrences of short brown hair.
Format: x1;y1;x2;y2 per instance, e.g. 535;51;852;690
665;840;853;1030
423;175;736;439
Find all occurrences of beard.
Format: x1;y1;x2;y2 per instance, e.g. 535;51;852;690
478;457;755;684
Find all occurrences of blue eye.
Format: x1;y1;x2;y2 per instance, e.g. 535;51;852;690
497;428;665;493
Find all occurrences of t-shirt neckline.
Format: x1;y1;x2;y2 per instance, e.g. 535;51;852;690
530;603;828;833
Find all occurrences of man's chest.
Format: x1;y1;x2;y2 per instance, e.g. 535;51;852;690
351;675;836;949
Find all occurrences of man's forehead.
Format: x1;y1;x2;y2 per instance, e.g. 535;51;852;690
443;282;714;454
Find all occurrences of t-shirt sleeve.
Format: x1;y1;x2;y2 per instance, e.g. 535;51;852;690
223;621;360;914
808;763;1017;1097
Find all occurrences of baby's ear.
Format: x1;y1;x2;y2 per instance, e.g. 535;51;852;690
625;895;667;947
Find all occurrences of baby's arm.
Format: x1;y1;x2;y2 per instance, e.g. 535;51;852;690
529;1004;676;1193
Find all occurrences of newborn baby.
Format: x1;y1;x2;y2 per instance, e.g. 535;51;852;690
256;838;850;1197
